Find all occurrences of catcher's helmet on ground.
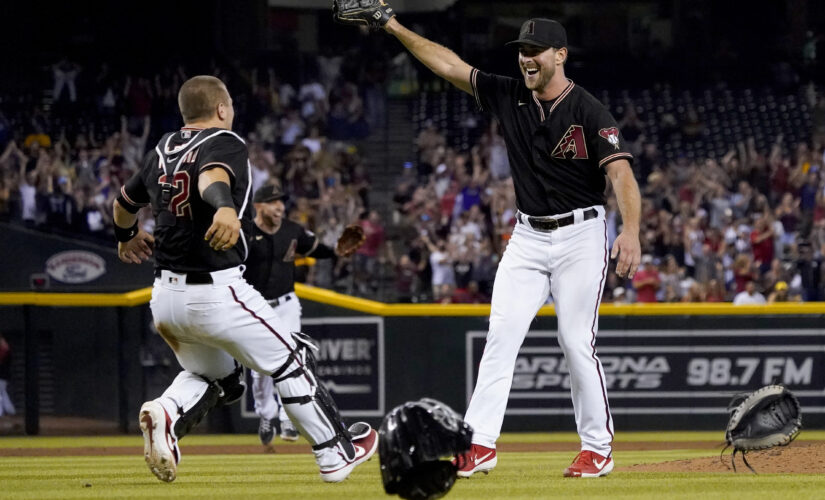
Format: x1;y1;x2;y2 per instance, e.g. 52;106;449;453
379;398;473;500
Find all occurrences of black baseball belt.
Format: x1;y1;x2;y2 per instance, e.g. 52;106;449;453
154;269;213;284
267;292;295;307
516;207;598;232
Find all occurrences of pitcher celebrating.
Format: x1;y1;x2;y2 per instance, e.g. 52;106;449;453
335;4;641;478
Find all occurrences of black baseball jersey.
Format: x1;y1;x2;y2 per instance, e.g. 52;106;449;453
244;219;334;299
119;127;254;273
470;71;634;216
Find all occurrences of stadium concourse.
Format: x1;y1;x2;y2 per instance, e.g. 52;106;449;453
2;57;825;305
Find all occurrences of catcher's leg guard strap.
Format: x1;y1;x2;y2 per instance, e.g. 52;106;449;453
216;362;245;407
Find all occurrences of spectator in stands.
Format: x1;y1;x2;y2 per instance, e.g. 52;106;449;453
392;252;424;303
415;119;445;181
796;241;821;300
798;170;820;238
451;280;487;304
422;233;454;301
775;192;800;247
767;280;793;303
733;280;766;305
657;254;682;301
750;215;775;273
480;122;510;181
611;286;629;305
704;278;727;302
632;254;661;302
0;333;15;418
52;58;81;105
354;210;386;295
681;281;706;303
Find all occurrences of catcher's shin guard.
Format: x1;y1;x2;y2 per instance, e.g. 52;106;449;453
172;381;221;439
271;332;354;457
160;367;241;440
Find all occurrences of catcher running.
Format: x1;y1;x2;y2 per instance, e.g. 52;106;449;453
335;1;642;479
113;74;377;483
245;182;366;447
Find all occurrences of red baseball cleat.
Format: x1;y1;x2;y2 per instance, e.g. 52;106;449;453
454;444;497;478
319;423;379;483
563;450;614;478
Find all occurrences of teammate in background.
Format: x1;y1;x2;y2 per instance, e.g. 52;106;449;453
112;75;377;483
367;9;642;478
245;182;345;446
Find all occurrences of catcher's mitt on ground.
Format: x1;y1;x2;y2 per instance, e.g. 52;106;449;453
333;0;395;30
723;384;802;473
335;224;366;257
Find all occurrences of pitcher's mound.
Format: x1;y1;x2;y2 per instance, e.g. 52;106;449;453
625;442;825;474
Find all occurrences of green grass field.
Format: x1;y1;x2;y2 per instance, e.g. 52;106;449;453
2;433;824;500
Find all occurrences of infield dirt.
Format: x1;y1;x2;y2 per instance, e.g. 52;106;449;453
624;441;825;474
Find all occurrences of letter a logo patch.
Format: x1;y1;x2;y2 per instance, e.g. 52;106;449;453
551;125;589;159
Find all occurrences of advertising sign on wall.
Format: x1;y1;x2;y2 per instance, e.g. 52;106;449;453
244;316;385;418
45;250;106;284
467;329;825;415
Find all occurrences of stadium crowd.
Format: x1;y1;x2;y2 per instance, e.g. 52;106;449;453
2;53;825;304
0;52;381;241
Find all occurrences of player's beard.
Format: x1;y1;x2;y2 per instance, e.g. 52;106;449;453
523;64;554;92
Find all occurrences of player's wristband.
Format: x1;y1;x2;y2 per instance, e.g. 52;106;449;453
114;222;139;242
201;182;235;210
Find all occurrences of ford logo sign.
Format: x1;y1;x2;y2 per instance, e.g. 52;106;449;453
45;251;106;284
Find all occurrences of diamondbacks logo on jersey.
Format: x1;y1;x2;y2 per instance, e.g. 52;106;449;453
551;125;589;160
283;239;297;262
599;127;621;150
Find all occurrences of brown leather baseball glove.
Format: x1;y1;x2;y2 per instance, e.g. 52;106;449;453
336;224;366;257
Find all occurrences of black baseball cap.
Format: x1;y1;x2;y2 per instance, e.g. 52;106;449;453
253;184;287;203
506;18;567;49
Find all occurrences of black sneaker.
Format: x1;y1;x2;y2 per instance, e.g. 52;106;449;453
280;419;300;441
259;417;275;445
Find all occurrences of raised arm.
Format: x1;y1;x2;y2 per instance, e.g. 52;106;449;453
383;17;474;95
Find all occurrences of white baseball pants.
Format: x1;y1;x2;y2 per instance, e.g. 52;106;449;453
464;206;614;456
148;266;345;469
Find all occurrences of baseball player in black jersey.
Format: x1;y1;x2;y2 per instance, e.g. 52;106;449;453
352;8;642;478
112;75;377;483
245;183;341;446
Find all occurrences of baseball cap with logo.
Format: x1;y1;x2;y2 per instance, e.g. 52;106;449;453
506;18;567;49
253;184;288;203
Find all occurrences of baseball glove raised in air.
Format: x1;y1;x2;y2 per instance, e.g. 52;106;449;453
335;224;367;257
723;384;802;473
332;0;395;30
